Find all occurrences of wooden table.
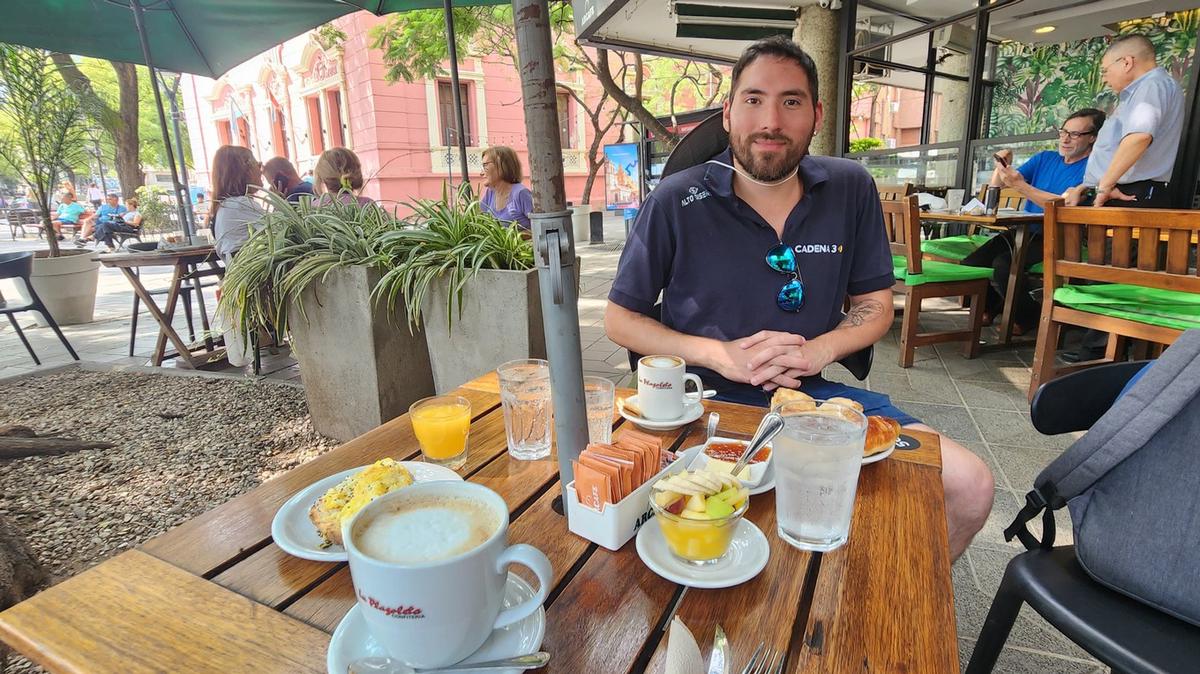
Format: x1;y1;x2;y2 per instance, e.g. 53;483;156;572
920;209;1044;345
99;246;225;368
0;373;956;673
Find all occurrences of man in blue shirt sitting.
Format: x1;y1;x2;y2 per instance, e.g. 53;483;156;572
962;108;1104;334
604;37;994;561
78;193;126;246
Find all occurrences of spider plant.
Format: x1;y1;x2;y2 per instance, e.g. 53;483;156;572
374;183;535;333
216;189;408;339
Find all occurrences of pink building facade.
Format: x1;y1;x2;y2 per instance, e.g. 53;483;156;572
181;12;610;209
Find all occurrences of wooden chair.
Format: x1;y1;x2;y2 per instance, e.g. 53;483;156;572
1028;201;1200;399
884;195;989;367
876;182;913;202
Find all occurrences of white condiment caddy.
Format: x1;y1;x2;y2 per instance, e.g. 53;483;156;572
564;444;704;551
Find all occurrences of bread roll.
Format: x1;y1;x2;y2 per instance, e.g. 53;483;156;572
864;416;901;457
770;387;815;411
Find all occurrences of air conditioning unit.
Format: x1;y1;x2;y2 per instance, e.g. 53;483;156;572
672;2;797;41
932;24;974;54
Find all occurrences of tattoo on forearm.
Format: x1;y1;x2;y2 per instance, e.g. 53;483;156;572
838;299;884;329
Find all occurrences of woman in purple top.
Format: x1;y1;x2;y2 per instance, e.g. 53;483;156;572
480;146;532;230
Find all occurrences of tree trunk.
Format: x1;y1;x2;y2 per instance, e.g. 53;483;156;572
50;55;143;199
0;437;115;459
595;49;677;146
580;160;602;207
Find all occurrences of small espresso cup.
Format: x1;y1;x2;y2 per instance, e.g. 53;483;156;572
343;482;553;669
637;355;703;421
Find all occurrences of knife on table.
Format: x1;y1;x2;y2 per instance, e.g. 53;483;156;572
707;624;729;674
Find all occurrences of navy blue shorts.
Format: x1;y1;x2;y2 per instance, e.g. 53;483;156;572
712;378;921;427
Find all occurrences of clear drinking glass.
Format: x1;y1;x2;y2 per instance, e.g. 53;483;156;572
583;376;615;445
772;400;868;552
497;359;553;460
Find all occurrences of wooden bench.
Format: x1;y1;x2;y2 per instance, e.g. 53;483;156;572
885;195;989;367
1028;201;1200;399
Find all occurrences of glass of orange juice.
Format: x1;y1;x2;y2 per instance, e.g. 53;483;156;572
410;395;472;470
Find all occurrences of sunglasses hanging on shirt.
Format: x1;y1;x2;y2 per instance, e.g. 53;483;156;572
766;243;804;312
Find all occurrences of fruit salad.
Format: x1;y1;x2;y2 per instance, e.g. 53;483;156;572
650;470;750;564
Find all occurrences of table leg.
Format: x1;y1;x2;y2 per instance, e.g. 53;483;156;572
188;264;215;352
151;263;192;366
119;266;194;367
998;225;1029;345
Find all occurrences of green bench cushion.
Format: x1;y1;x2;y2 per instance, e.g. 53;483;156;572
920;234;992;261
893;255;993;286
1053;284;1200;331
1030;261;1044;274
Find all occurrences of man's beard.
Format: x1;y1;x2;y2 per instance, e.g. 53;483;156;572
729;131;808;182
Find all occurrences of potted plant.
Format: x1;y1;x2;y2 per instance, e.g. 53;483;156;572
0;45;101;325
376;184;572;393
217;190;435;442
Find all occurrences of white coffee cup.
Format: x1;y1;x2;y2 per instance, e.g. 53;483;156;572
343;481;552;669
637;355;703;421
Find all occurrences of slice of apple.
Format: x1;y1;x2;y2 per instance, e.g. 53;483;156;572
685;493;706;513
705;496;734;518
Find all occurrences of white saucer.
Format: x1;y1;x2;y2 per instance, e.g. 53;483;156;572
327;573;545;674
635;517;769;589
272;461;462;562
619;395;705;431
862;443;895;465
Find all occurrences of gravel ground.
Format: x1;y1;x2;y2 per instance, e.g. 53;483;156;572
0;368;337;674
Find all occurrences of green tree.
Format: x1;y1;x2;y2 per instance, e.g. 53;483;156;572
50;54;142;198
0;45;88;256
849;137;884;153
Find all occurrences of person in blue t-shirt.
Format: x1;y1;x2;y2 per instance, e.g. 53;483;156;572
962;108;1105;334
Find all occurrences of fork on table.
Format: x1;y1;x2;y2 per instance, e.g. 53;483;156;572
739;642;785;674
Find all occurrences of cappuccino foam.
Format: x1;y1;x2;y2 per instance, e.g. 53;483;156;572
355;495;499;564
642;355;683;369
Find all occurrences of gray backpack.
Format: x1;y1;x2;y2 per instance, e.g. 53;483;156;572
1006;329;1200;627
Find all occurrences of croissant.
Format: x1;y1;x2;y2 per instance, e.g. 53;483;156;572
865;416;901;457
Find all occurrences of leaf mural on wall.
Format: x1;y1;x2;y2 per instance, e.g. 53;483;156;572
989;9;1198;138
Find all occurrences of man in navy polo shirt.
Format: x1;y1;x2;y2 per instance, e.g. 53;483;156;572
604;36;993;560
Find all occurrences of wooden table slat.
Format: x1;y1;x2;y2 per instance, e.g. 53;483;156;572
794;458;956;672
0;550;328;674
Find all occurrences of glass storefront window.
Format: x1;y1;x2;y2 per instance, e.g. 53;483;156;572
854;145;961;188
849;72;927;150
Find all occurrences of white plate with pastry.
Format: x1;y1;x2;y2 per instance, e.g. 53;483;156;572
770;389;902;465
272;459;462;562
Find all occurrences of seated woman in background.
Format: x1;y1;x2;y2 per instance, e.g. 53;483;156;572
480;146;532;230
262;156;315;204
209;145;265;263
313;147;374;206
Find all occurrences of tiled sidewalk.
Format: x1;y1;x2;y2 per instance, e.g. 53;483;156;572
0;229;1107;673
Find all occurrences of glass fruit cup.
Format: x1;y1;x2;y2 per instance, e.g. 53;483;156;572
410;395;471;470
649;491;749;566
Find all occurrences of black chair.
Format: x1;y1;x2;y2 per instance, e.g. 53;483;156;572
0;252;79;365
626;304;873;381
966;361;1200;674
649;112;874;382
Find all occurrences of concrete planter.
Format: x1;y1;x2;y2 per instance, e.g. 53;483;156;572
25;249;101;326
422;265;580;394
288;264;435;442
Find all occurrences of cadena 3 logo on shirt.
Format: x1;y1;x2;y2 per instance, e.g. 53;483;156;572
679;185;711;207
794;243;845;255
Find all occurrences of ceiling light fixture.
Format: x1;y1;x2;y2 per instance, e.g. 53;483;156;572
1034;25;1056;34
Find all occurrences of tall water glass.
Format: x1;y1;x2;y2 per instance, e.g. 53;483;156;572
497;359;553;460
772;400;868;552
583;376;615;445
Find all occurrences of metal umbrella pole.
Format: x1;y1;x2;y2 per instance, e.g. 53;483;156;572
443;0;470;184
512;0;587;512
129;0;194;242
160;72;197;232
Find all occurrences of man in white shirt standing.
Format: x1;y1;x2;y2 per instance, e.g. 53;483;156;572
1066;34;1183;208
